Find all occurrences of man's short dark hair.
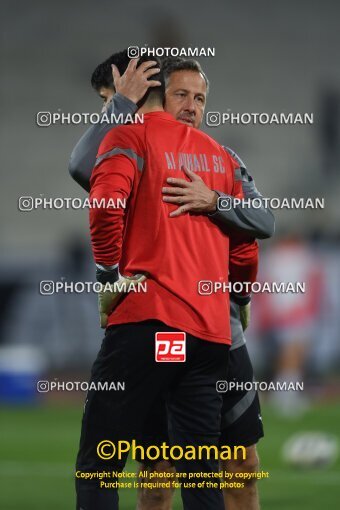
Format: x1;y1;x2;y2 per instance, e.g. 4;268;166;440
161;57;209;93
91;49;165;106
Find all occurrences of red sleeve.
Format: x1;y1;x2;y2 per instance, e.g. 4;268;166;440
229;236;259;293
227;152;259;293
89;129;140;266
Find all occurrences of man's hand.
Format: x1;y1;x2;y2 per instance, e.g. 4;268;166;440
162;166;218;217
98;273;147;328
111;58;161;105
239;303;251;331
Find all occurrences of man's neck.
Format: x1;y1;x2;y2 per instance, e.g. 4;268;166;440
138;103;164;115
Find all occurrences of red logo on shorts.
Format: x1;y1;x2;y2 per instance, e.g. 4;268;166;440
155;332;186;362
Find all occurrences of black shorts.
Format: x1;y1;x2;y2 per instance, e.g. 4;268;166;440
138;345;263;465
219;344;264;447
76;320;229;510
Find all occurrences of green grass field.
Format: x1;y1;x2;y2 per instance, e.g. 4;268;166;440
0;400;339;509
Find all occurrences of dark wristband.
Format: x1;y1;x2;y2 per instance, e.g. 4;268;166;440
230;293;251;306
96;267;120;284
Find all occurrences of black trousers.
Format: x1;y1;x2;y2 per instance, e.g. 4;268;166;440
76;320;229;510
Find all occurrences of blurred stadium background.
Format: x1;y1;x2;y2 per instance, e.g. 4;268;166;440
1;0;340;508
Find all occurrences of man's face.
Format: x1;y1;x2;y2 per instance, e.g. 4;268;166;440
98;86;114;107
164;70;207;129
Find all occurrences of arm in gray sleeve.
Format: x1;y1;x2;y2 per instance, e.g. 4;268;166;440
68;93;138;191
208;146;275;239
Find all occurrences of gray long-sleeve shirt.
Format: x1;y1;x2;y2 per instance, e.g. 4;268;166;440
68;94;275;349
209;146;275;241
69;93;138;191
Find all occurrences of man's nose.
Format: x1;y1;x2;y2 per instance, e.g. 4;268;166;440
183;95;196;113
